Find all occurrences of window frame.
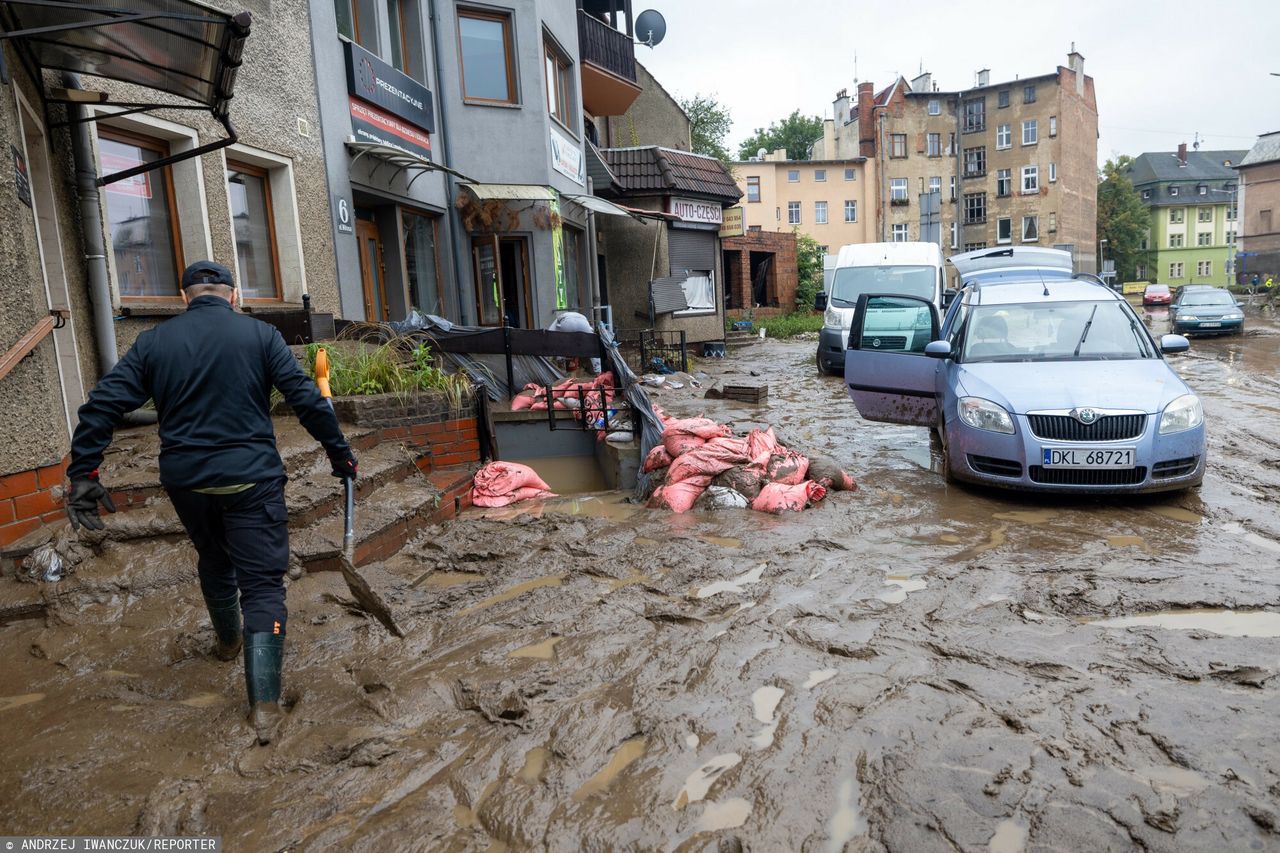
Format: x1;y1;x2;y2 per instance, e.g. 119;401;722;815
1197;207;1212;223
787;200;801;224
927;132;941;157
1021;164;1039;194
1169;233;1184;248
1048;162;1057;183
225;158;283;302
963;191;986;224
997;216;1012;244
98;125;185;302
1197;260;1212;276
963;145;986;178
1170;262;1183;278
1196;231;1212;246
1170;208;1184;224
844;199;857;223
745;176;761;203
787;169;800;183
928;98;941;116
997;89;1010;108
814;168;827;182
889;134;907;159
544;36;575;130
996;123;1011;150
996;168;1011;198
1021;118;1038;146
814;200;828;225
1023;84;1036;103
891;222;909;242
1021;215;1039;242
401;206;446;315
843;167;856;181
1049;115;1057;137
889;177;908;202
963;97;985;133
458;7;518;106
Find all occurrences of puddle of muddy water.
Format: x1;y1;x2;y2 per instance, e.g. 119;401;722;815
673;753;740;810
508;456;607;494
695;564;765;599
458;576;564;616
1086;609;1280;637
750;686;785;749
697;797;751;832
988;818;1028;853
684;734;699;749
571;737;647;801
700;535;743;548
508;637;561;660
804;669;837;689
412;571;484;589
1105;535;1149;551
1134;764;1212;794
877;575;927;604
0;693;45;713
1221;522;1280;554
993;510;1058;525
1148;506;1203;523
177;692;223;708
520;747;550;784
827;776;865;853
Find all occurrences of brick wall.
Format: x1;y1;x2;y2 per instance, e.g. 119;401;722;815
722;231;799;311
330;391;483;475
0;459;67;546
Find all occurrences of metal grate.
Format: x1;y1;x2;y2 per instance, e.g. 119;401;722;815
967;455;1022;478
859;335;907;350
1029;466;1147;486
1027;414;1146;442
1152;457;1199;478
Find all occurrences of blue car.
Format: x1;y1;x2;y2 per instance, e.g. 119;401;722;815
843;248;1206;493
1169;287;1245;336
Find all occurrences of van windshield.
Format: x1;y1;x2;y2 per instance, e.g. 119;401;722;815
830;265;936;306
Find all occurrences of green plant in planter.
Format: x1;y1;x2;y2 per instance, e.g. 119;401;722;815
302;340;472;410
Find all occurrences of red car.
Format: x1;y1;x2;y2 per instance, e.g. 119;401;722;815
1143;284;1172;306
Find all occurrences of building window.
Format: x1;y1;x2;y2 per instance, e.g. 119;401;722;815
844;200;857;222
1022;215;1039;242
1049;162;1057;183
1170;262;1184;278
890;178;908;203
815;201;828;224
1198;185;1207;196
1197;207;1212;223
889;134;907;158
746;176;760;203
1197;232;1212;246
997;217;1011;244
928;98;941;115
963;146;986;178
996;123;1011;150
98;128;183;298
949;175;956;201
1136;264;1147;280
928;176;941;196
963;97;985;132
998;89;1010;108
1169;186;1179;197
1142;189;1151;199
1226;229;1237;244
1197;260;1212;277
1048;212;1055;233
1022;119;1038;145
1049;115;1057;137
844;167;856;181
787;200;801;224
459;8;517;104
403;209;444;314
891;223;908;242
226;160;280;300
1228;204;1237;220
947;132;956;155
544;39;574;127
949;221;958;249
1021;165;1039;194
814;168;827;182
336;0;378;51
963;192;986;224
963;242;988;252
1170;208;1184;224
787;169;800;183
927;133;941;157
1169;233;1184;248
1023;84;1036;103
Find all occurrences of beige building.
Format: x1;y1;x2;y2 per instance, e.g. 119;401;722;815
732;150;874;254
812;49;1098;274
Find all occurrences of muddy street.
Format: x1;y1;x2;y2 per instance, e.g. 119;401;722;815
3;313;1280;851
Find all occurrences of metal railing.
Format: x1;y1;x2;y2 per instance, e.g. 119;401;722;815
0;310;66;385
578;11;636;82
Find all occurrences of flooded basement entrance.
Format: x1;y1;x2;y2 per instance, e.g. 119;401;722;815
507;455;607;494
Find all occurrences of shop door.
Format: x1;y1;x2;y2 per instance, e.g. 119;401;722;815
356;219;390;322
472;236;531;327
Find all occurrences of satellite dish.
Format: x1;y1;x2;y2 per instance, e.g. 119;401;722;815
635;9;666;47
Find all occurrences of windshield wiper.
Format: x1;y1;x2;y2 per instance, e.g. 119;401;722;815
1072;304;1099;357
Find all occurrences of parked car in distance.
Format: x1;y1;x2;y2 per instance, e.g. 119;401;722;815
843;247;1206;494
1170;287;1245;336
1143;284;1172;306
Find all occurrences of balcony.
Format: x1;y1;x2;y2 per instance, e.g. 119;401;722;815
578;8;640;116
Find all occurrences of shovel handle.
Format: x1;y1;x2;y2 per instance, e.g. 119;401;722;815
343;475;355;559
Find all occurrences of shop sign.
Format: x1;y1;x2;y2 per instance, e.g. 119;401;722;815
344;41;434;134
668;196;723;226
549;125;584;185
719;206;744;237
349;97;433;161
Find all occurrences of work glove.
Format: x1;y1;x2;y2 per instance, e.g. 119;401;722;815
65;474;117;531
330;449;358;480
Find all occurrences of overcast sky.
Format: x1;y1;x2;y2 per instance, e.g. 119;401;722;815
636;0;1280;165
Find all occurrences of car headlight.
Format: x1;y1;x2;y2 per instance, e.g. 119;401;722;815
1176;314;1198;321
1159;394;1204;434
958;397;1015;434
1223;312;1243;320
823;306;846;329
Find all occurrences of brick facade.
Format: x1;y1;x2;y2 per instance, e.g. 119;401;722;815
0;459;68;545
722;231;799;312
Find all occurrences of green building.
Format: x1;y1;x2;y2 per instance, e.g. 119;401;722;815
1127;146;1246;286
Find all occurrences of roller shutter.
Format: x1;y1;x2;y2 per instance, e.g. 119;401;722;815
668;227;716;274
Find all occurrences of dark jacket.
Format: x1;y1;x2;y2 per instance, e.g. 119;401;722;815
68;296;349;490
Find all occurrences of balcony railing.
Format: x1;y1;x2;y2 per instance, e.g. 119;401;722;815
578;11;636;83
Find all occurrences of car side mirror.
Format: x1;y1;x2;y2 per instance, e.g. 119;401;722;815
942;288;957;308
925;340;952;359
1235;301;1244;308
1160;334;1190;354
814;291;828;311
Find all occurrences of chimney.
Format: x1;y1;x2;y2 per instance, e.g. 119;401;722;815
910;71;932;93
833;88;851;126
857;81;876;157
821;117;836;159
1177;142;1187;166
976;68;989;87
1067;46;1085;96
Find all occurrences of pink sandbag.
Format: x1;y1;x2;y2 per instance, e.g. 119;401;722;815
643;444;673;472
746;427;780;467
648;474;712;513
472;462;555;507
666;417;732;440
473;486;556;508
510;391;538;411
667;438;751;484
663;431;706;458
751;480;827;513
764;449;810;486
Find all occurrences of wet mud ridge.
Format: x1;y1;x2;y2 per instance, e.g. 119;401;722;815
2;329;1280;850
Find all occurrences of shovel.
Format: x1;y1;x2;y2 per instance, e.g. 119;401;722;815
315;348;404;638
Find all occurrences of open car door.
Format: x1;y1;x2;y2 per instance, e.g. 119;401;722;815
844;294;941;426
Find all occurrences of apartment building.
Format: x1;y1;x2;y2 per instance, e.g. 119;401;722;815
732;149;873;253
1234;132;1280;283
1127;145;1245;286
812;50;1098;274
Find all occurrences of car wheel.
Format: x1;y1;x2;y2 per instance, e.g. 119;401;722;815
817;355;838;376
931;423;956;484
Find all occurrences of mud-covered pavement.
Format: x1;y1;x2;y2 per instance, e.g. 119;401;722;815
3;308;1280;851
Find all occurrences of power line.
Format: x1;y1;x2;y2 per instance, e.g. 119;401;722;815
1102;124;1257;141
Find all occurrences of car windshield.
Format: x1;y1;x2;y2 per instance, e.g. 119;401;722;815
961;301;1155;362
1182;291;1234;307
830;265;935;305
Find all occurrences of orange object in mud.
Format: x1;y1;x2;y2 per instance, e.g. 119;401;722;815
315;347;333;399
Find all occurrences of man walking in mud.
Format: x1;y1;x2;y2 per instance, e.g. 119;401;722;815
63;261;357;746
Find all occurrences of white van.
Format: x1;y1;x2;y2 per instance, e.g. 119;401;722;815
815;242;946;375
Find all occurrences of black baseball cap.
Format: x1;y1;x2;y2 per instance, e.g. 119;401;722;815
181;260;235;289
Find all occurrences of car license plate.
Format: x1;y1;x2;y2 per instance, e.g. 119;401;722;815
1042;447;1135;469
1200;322;1221;328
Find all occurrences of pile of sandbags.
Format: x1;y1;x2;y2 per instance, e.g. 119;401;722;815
510;372;616;414
471;462;556;508
644;413;855;514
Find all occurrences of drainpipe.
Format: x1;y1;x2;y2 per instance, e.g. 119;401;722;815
586;175;602;319
427;0;469;322
878;111;887;242
63;72;117;374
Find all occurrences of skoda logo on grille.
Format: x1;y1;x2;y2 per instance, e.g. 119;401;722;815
871;338;882;348
1072;407;1099;425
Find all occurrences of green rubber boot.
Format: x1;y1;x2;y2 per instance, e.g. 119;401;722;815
243;632;285;745
204;593;243;661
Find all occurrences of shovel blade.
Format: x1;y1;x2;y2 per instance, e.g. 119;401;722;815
339;555;405;638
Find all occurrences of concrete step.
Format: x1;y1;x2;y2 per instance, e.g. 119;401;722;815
290;475;445;572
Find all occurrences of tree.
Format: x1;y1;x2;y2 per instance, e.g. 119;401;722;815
794;232;825;311
738;110;824;161
1097;156;1152;282
679;93;732;166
